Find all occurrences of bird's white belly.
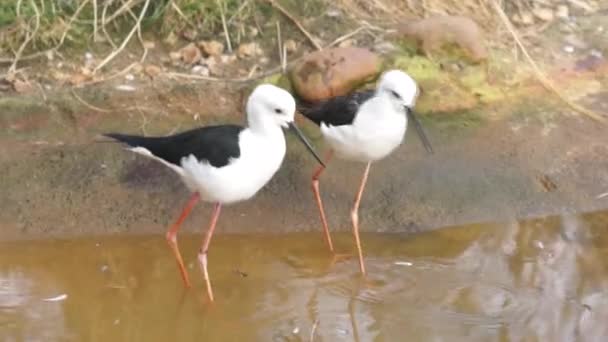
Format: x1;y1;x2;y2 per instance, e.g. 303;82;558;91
321;116;406;162
179;132;286;204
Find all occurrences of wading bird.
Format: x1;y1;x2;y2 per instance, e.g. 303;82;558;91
298;70;433;274
105;84;324;301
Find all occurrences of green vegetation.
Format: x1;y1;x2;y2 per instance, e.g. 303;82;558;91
0;0;327;61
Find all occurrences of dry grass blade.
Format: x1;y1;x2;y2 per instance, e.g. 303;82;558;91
0;0;90;64
71;88;112;113
325;26;366;48
9;0;41;73
170;0;197;29
94;0;151;73
263;0;322;50
309;318;319;342
491;0;606;123
217;0;233;53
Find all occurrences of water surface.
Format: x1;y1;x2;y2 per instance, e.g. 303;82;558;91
2;210;608;341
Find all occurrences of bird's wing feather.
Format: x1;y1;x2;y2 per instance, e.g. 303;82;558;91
105;125;244;168
297;90;375;127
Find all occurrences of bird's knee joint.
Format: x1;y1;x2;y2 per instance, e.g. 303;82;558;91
350;210;358;223
166;231;177;244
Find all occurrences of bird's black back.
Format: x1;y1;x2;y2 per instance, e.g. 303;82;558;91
105;125;244;168
296;90;375;127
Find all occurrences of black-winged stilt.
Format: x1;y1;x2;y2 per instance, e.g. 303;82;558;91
105;84;324;301
297;69;433;274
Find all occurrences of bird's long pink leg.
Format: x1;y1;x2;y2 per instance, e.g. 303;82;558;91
311;150;335;252
198;203;222;302
351;162;371;275
166;192;200;288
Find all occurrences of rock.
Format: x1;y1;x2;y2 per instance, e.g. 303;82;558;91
532;7;554;22
326;8;342;17
164;31;178;46
390;15;488;63
220;54;237;64
338;39;355;48
69;73;92;86
199;40;224;57
191;65;210;76
13;79;33;93
249;27;259;37
237;42;262;58
143;40;155;49
115;84;136;92
178;43;202;65
144;64;162;78
169;51;181;62
373;41;398;54
284;39;298;54
289;47;381;102
513;12;535;26
555;5;569;19
563;34;588;49
180;29;197;41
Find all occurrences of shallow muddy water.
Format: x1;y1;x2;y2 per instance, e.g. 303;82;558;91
1;209;608;341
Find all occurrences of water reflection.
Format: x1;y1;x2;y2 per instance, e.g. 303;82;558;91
1;209;608;341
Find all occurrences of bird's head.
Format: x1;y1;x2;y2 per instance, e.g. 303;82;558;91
377;70;433;154
376;69;419;112
246;84;325;166
246;84;296;129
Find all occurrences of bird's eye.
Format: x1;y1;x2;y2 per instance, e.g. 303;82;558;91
390;90;401;99
274;108;283;114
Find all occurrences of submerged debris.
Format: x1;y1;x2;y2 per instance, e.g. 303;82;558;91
42;294;68;302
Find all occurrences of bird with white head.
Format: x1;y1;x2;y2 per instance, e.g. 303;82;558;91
105;83;324;301
297;69;433;274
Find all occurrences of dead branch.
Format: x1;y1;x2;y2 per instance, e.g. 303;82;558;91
262;0;322;51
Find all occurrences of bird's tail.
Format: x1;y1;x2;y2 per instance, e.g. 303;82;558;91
103;133;156;148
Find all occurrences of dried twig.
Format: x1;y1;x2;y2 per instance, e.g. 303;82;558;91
101;0;117;49
94;0;151;73
309;318;319;342
276;21;287;73
166;67;279;83
123;0;148;63
263;0;322;50
93;0;99;42
9;0;41;73
71;88;113;112
102;0;143;25
491;0;606;123
81;61;139;86
325;26;366;48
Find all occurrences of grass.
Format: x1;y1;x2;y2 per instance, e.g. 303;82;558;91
0;0;329;63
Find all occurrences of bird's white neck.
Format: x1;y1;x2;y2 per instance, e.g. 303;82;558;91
247;114;284;140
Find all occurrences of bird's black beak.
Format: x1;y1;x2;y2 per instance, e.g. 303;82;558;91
405;106;434;154
288;122;326;167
